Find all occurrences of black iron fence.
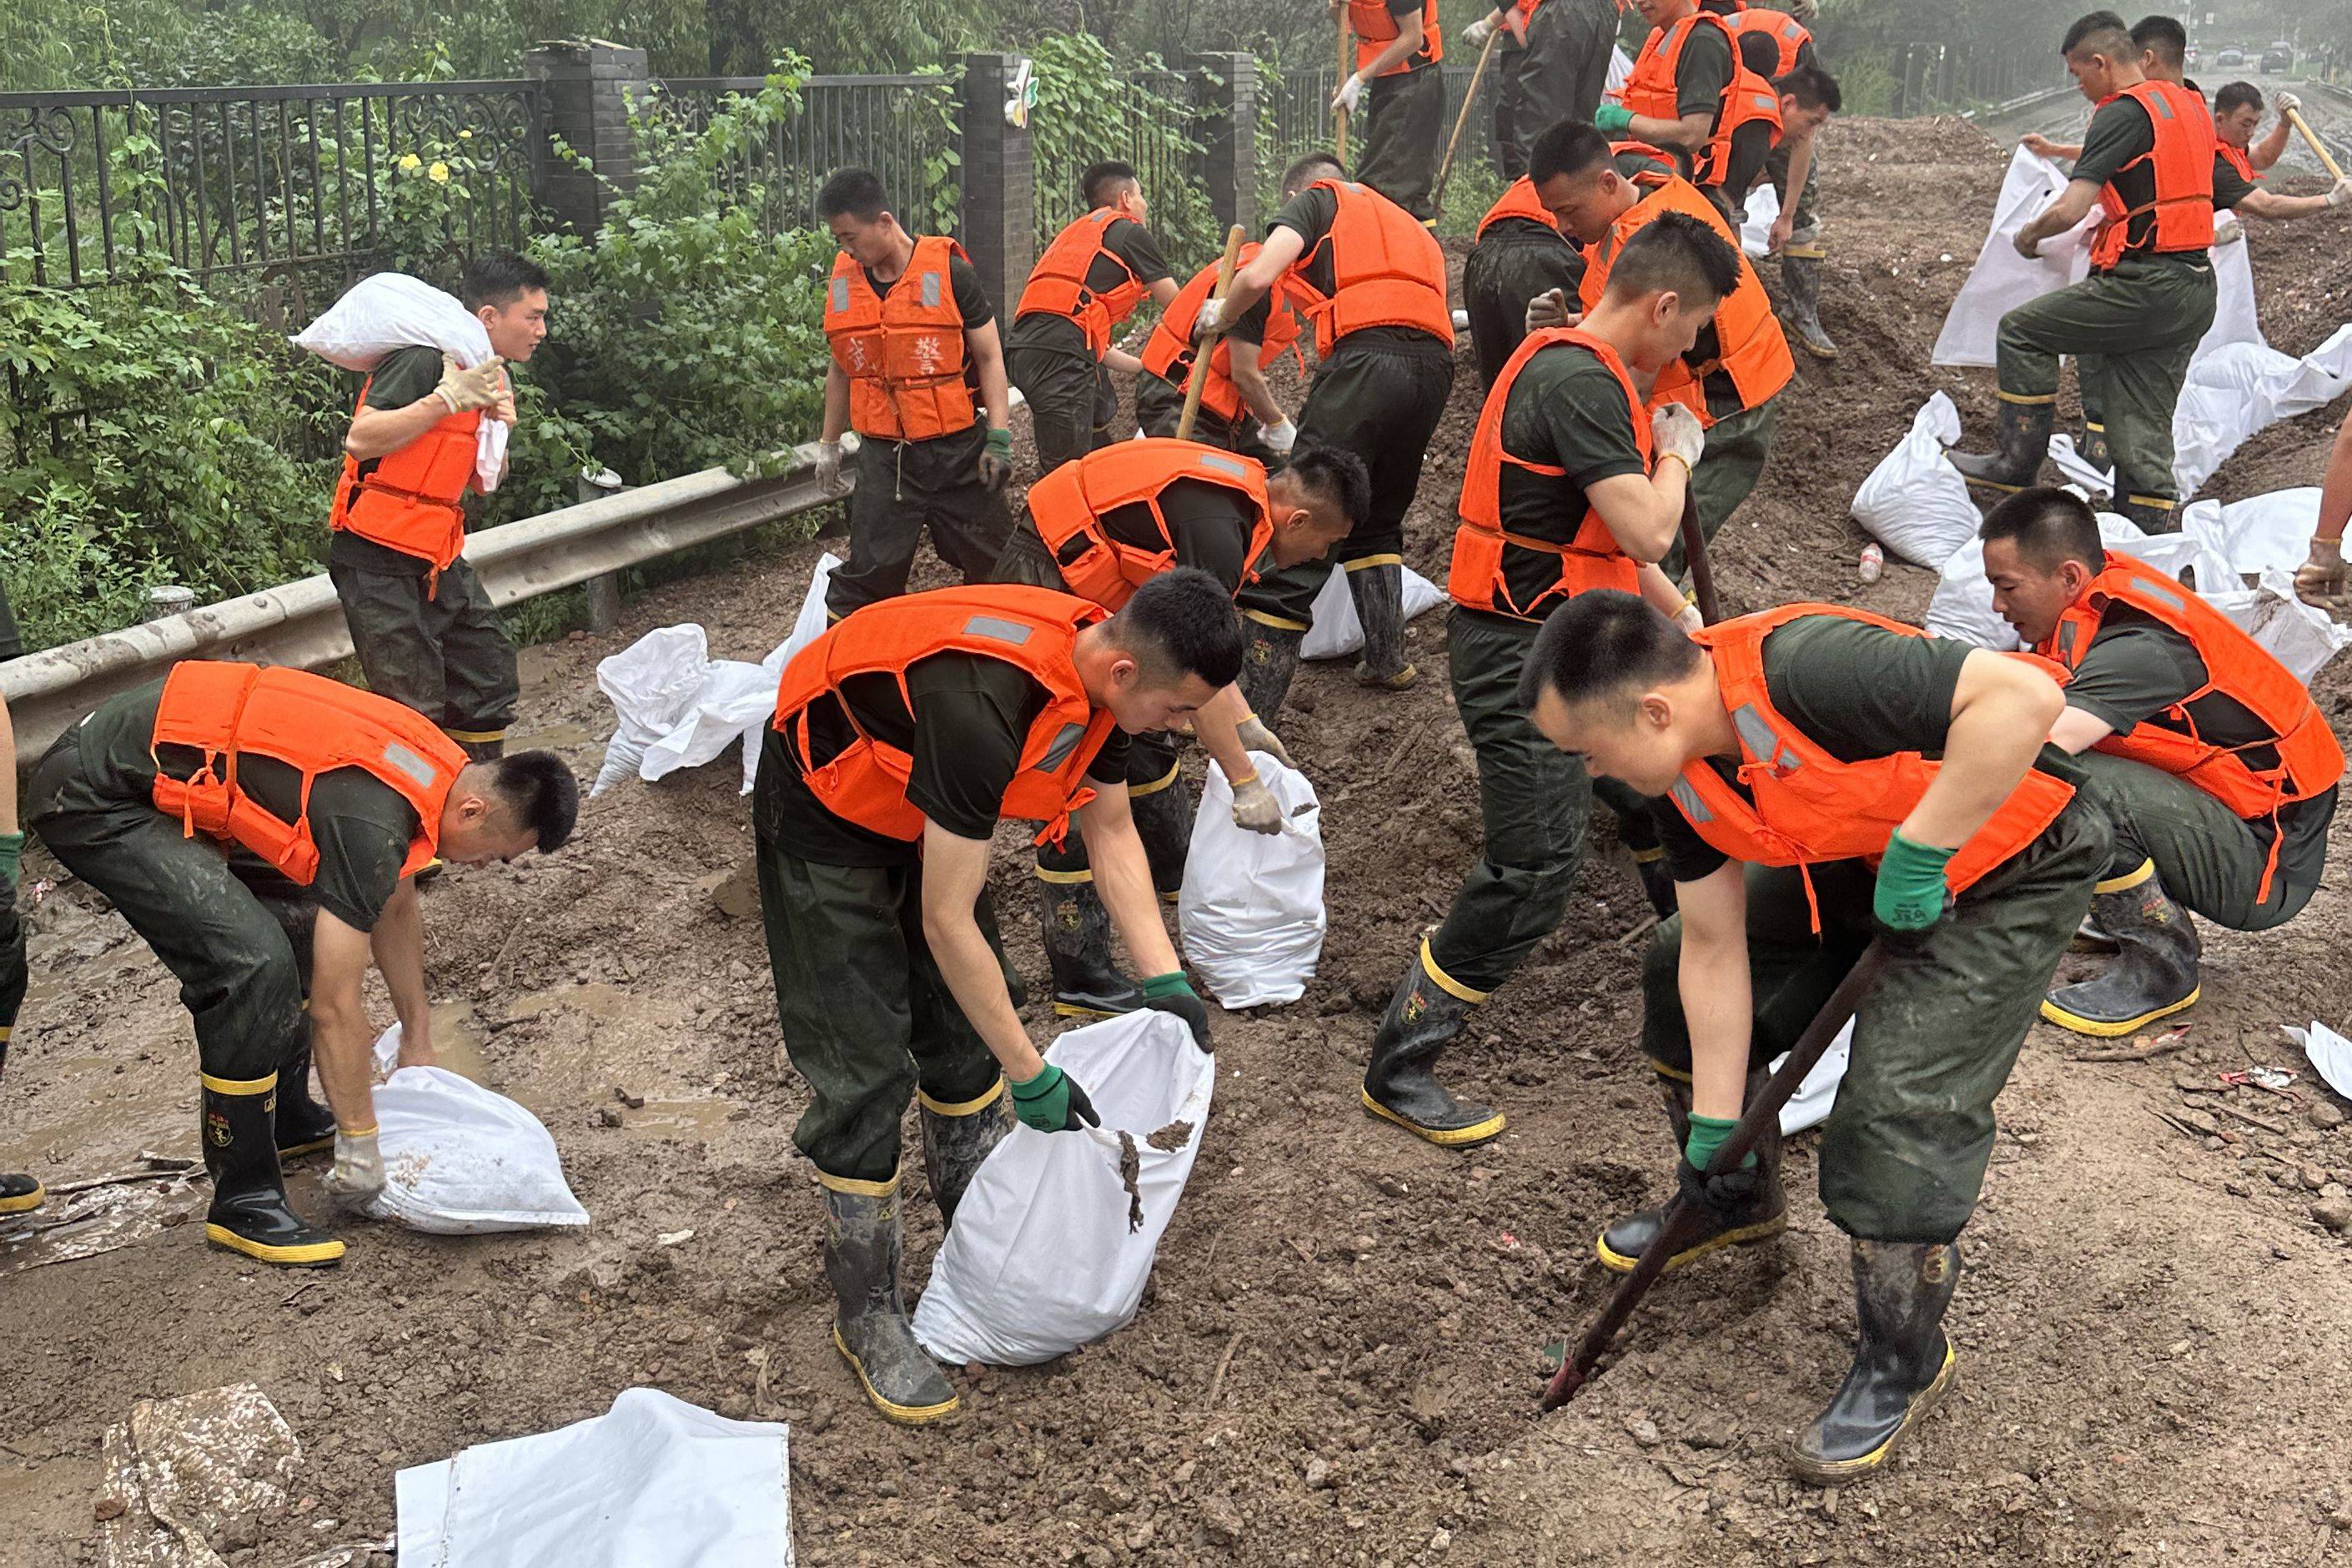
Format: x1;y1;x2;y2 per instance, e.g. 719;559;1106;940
1028;64;1217;262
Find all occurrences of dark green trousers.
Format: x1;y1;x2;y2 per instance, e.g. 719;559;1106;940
1134;371;1281;465
2074;751;2331;931
329;552;517;756
1359;65;1447;224
1640;800;2108;1243
1657;397;1780;583
1009;334;1118;477
1997;258;2216;510
825;426;1014;618
1763;138;1821;241
0;867;23;1055
1462;233;1586;391
1490;0;1618;182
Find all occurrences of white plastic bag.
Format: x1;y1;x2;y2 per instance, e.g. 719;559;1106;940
742;554;843;794
396;1389;792;1568
1849;393;1983;569
912;1013;1214;1366
1739;183;1781;261
2206;570;2352;684
1606;44;1633;96
1178;751;1326;1008
2196;219;2264;360
592;626;714;796
1930;148;2099;368
2173;326;2352;500
291;271;508;491
640;659;780;787
2284;1023;2352;1103
1301;564;1445;660
1772;1019;1852;1137
363;1025;588;1234
1927;510;2241;650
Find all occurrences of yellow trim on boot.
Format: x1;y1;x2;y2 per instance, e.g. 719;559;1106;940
1649;1057;1694;1084
201;1071;279;1096
1419;937;1491;1005
1359;1087;1507;1147
1782;244;1827;260
2083;420;2106;433
276;1136;335;1159
441;726;506;745
1243;607;1309;631
1996;389;2058;405
1054;998;1133;1019
2038;985;2200;1038
816;1167;901;1199
1961;475;2024;495
204;1224;346;1266
1128;761;1183;798
1631;847;1664;865
1158;890;1180;906
1343;553;1404;572
2096;857;2155;895
1790;1339;1958;1484
2125;495;2177;512
917;1079;1006;1117
0;1179;45;1216
1033;865;1095;886
832;1324;960;1425
1596;1212;1787;1274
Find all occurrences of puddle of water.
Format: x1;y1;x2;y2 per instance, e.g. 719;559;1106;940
621;1098;736;1140
514;720;598;753
0;1172;206;1275
418;1001;493;1087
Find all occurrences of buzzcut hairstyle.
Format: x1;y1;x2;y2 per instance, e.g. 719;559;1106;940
1082;159;1140;209
460;251;550;311
1282;444;1374;535
1978;485;2107;575
1602;211;1742;314
817;166;888;223
1777;62;1844;113
2060;11;2133;60
1112;567;1247;690
1516;591;1705;716
2128;13;2187;68
1283;151;1345;195
489;750;580;854
1528;119;1613;186
2214;80;2264;114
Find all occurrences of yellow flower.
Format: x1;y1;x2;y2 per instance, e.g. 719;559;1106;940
428;161;450;183
397;152;421;171
458;128;473;139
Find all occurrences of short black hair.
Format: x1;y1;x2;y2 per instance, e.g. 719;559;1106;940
2061;11;2133;59
817;167;888;223
1283;151;1344;195
489;750;580;853
460;251;549;311
1736;29;1782;78
1112;567;1246;690
1082;159;1139;209
1281;444;1372;535
1604;211;1741;313
2214;80;2264;114
1978;486;2107;575
1777;62;1843;113
2129;13;2187;68
1529;120;1613;186
1517;591;1704;716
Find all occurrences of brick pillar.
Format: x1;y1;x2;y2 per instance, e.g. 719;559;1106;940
958;52;1035;321
1188;53;1259;239
525;40;648;234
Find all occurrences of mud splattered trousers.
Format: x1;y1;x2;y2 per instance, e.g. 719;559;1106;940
1659;396;1781;584
1358;64;1447;224
1134;371;1283;466
329;540;518;761
1638;799;2108;1242
1462;230;1586;391
824;423;1015;620
1997;256;2216;521
2073;751;2331;932
26;725;319;1084
1009;323;1119;477
1490;0;1618;183
1761;137;1822;243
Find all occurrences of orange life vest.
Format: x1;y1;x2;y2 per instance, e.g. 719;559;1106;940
2038;552;2343;901
1287;179;1456;357
1475;176;1565;241
1668;605;2078;926
1616;11;1783;188
329;374;480;573
1016;209;1154;358
1450;327;1651;621
1724;7;1809;78
2216;140;2261;185
823;236;977;443
1581;157;1794;425
1138;244;1307;427
2088;80;2218;270
1026;440;1274;611
1348;0;1442;76
769;585;1118;848
148;661;466;887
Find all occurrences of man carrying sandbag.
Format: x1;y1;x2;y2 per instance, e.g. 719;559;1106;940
24;666;578;1266
754;571;1238;1425
329;253;548;763
993;438;1368;1014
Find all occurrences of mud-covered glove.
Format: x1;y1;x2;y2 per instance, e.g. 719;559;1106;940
1524;287;1573;336
1010;1063;1101;1133
1258;417;1298;455
814;440;850;498
1595;103;1636;135
976;427;1015;490
322;1124;385;1202
1141;972;1213;1049
2329;178;2352;211
1872;830;1955;949
2013;228;2043;260
1460;13;1496;47
1676;1154;1765;1222
433;354;506;414
2213;215;2244;248
2295;536;2345;606
1676;599;1705;634
1651;401;1706;475
1234;713;1294;769
1331;73;1365;115
1193;296;1229;339
2276;92;2302;117
1785;0;1817;20
1229;771;1284;835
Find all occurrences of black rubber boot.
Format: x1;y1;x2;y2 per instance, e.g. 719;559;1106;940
1347;561;1418;690
1361;941;1505;1147
1037;874;1142;1018
1948;398;2054;495
1780;252;1839;359
1237;621;1305;724
0;1173;44;1217
917;1082;1013;1229
274;1044;339;1158
1597;1067;1787;1274
2079;420;2112;475
1128;764;1194;906
448;732;505;764
1791;1239;1963;1484
202;1073;344;1267
820;1172;958;1425
2116;493;2182;535
2041;859;2200;1036
1631;847;1678;920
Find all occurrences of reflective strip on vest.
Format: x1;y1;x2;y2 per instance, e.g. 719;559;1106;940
382;741;441;792
964;615;1033;645
1730;705;1802;772
832;277;850;312
922;271;942;308
1036;722;1088;773
1197;452;1249;480
1671;777;1712;822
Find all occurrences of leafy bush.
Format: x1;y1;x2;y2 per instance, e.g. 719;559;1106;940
1029;34;1216;267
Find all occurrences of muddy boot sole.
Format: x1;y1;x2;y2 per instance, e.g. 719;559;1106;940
2038;983;2199;1038
204;1222;345;1268
1595;1210;1788;1274
1359;1087;1506;1148
833;1324;959;1425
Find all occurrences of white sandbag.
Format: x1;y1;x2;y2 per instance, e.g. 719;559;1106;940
1930;148;2098;368
912;1012;1214;1366
1606;44;1632;96
291;270;508;490
1848;392;1983;568
1739;184;1781;261
395;1389;792;1568
1178;751;1325;1008
2285;1022;2352;1103
2173;324;2352;500
592;625;713;796
639;660;776;785
2048;430;2111;494
1772;1019;1852;1136
363;1025;589;1235
2197;220;2264;359
2192;487;2320;577
740;553;842;794
2205;570;2352;684
1927;510;2164;650
1301;564;1445;660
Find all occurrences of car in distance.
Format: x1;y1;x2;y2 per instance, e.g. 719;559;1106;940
2261;42;2294;73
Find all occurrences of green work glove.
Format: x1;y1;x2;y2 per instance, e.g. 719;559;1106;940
1873;831;1957;939
1010;1062;1100;1133
1140;971;1212;1049
977;425;1016;491
1681;1111;1756;1173
1594;103;1636;135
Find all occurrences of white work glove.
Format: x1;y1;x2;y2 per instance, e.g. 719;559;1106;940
1229;773;1284;835
2276;92;2302;117
1258;417;1298;455
1332;73;1365;115
2295;537;2345;606
1461;14;1495;47
2329;178;2352;210
1785;0;1818;19
1193;295;1228;339
322;1126;385;1203
434;354;506;414
2213;215;2244;248
1651;402;1706;473
1234;714;1295;769
1524;287;1573;335
814;440;850;497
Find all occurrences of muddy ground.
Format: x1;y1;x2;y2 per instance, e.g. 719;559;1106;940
8;115;2352;1567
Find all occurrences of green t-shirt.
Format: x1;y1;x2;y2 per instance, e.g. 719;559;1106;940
331;344;474;577
1477;339;1646;622
1268;187;1453;359
1675;23;1734;119
2073;94;2216;269
71;679;419;931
